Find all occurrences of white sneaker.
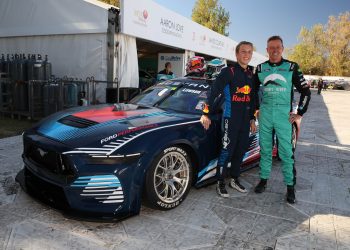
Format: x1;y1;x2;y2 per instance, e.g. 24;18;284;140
216;181;229;198
229;178;247;193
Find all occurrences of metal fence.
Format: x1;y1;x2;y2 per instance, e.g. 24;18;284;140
0;75;115;120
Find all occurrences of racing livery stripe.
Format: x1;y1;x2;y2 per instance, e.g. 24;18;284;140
38;111;171;142
82;189;122;193
106;120;200;155
198;168;217;182
76;175;118;179
71;175;124;204
198;159;218;178
63;120;201;156
71;183;120;187
73;106;151;123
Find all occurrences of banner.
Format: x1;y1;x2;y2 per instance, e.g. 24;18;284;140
158;53;185;77
120;0;266;65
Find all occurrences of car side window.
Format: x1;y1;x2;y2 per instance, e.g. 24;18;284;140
130;87;171;106
158;89;208;114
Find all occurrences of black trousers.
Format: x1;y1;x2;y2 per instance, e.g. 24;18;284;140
217;117;250;181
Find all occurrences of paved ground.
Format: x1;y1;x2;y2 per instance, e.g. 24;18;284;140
1;89;350;250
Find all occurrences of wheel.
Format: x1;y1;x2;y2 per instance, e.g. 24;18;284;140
144;146;193;210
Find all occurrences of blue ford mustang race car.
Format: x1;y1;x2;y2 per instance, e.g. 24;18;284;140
16;77;265;220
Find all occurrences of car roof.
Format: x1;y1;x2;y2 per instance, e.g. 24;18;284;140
154;78;212;91
165;76;214;89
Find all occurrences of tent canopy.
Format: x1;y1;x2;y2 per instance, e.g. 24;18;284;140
0;0;116;37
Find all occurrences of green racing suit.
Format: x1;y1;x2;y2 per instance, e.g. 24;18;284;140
255;59;311;185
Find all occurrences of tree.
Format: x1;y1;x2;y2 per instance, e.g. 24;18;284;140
325;12;350;76
192;0;230;36
287;12;350;76
287;25;327;75
97;0;119;7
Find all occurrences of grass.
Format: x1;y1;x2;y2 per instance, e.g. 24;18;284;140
0;116;36;139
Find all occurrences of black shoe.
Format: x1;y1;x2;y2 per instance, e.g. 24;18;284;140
254;179;267;193
286;185;296;204
229;178;247;193
216;181;229;198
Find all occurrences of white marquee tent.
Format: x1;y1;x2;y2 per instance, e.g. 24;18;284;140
1;0;111;81
0;0;267;102
0;0;140;102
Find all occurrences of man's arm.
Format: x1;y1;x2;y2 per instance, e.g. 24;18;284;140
251;65;262;119
203;67;228;116
201;68;228;130
247;66;256;120
291;63;311;116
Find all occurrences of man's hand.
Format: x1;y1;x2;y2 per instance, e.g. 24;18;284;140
255;110;260;120
250;119;257;133
200;115;211;130
289;113;302;124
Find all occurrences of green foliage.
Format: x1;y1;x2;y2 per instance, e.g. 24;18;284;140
191;0;230;36
97;0;119;7
325;12;350;76
287;12;350;76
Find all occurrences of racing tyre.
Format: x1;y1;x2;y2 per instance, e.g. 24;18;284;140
145;146;193;210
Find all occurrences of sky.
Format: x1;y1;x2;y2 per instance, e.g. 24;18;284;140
153;0;350;55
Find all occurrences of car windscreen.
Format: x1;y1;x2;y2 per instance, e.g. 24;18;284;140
157;87;208;114
129;86;173;106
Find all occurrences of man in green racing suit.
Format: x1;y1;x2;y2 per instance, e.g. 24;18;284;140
254;36;311;204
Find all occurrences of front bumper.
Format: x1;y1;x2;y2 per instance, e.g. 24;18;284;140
17;166;134;220
17;133;141;220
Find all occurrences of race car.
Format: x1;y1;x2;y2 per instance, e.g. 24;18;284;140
16;76;299;220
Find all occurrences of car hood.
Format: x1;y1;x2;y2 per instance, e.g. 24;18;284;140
31;104;196;148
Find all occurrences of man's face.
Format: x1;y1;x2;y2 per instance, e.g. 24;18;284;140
267;39;284;62
236;44;253;66
167;64;172;71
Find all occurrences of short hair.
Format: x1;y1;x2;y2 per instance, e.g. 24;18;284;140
165;62;171;68
235;41;253;54
267;35;284;46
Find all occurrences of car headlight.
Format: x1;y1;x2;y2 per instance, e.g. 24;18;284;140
84;153;142;165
